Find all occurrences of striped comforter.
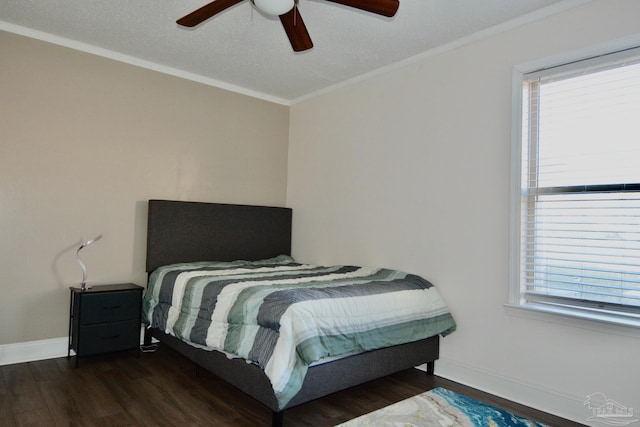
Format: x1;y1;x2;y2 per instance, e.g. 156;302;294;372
142;255;456;409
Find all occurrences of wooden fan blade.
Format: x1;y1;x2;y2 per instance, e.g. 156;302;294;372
279;8;313;52
325;0;399;17
177;0;244;27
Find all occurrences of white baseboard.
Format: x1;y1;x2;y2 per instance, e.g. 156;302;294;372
0;326;150;366
418;357;592;426
0;337;70;366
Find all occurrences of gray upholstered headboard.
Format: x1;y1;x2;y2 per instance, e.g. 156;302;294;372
146;200;292;273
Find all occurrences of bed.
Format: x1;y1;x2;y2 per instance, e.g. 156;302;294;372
142;199;455;426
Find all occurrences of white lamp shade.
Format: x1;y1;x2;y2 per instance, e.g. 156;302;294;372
253;0;295;16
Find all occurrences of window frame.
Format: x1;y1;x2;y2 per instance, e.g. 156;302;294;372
508;39;640;329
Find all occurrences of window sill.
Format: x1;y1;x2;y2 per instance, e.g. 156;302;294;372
504;302;640;338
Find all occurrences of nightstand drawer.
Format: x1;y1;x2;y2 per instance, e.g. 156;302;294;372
80;291;140;324
77;320;140;356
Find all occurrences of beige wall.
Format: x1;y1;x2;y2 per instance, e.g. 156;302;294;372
288;0;640;423
0;31;289;344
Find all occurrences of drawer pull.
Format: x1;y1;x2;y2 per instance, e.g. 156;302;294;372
101;334;121;340
102;305;122;310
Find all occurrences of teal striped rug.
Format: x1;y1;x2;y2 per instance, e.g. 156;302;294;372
335;387;547;427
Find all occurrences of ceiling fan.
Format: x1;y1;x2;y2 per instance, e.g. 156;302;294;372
176;0;400;52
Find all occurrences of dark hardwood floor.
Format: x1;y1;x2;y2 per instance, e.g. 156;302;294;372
1;345;585;426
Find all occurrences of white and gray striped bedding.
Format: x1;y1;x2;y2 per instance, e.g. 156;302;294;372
142;255;456;409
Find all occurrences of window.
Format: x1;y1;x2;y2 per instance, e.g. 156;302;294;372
511;46;640;326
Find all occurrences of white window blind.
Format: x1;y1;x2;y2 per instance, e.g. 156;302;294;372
519;47;640;321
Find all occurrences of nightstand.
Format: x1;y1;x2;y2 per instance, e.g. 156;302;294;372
68;283;143;367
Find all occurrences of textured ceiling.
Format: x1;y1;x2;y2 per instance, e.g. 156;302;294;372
0;0;588;104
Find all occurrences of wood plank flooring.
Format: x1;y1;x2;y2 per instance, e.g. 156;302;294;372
1;345;585;426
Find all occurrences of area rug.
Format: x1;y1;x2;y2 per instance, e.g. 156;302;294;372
335;387;547;426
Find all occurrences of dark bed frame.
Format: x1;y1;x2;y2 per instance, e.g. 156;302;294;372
144;199;439;426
